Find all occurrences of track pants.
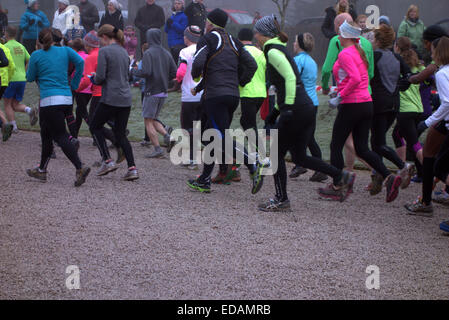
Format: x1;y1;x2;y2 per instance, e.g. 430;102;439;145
331;102;391;180
370;111;405;170
240;97;265;151
181;101;202;162
39;105;82;170
90;103;136;168
74;92;92;138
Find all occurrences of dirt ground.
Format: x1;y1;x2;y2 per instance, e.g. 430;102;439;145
1;131;449;300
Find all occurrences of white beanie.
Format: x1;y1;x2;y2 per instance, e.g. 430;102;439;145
339;20;362;39
108;0;122;10
58;0;70;6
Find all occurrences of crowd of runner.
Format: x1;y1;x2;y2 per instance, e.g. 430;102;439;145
0;0;448;233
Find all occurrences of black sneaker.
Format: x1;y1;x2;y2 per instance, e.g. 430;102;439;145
187;178;211;193
309;171;328;183
75;166;91;187
26;167;47;182
2;123;13;142
258;198;291;212
289;166;307;178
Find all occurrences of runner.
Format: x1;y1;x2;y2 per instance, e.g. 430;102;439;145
290;32;328;183
3;26;38;133
132;28;177;159
323;20;402;203
89;24;138;181
253;15;355;211
25;28;90;187
175;25;203;170
0;41;15;142
187;8;263;194
369;25;415;193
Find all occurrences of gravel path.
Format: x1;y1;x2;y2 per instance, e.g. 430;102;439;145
1;131;448;300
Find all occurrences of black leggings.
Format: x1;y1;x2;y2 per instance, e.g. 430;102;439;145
74;92;92;138
90;103;135;168
181;101;202;161
292;106;322;164
89;96;117;146
370;112;404;170
434;131;449;184
39;105;82;170
331;102;391;179
199;96;253;181
64;105;77;138
240;97;265;150
275;95;342;201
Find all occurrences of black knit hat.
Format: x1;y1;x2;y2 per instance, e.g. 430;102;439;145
423;25;448;42
238;28;253;42
207;8;228;28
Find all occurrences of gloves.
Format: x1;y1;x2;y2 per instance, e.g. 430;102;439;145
265;107;280;126
37;20;43;28
279;104;294;122
167;18;173;27
28;19;35;26
417;121;428;135
329;95;342;109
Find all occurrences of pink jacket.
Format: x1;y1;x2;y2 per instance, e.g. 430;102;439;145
333;45;372;104
75;51;92;94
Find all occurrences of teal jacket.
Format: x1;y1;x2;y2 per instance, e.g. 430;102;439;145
20;8;50;40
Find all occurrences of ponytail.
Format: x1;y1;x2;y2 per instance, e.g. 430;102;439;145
38;28;54;51
396;36;420;68
98;24;125;46
355;41;369;69
273;17;288;43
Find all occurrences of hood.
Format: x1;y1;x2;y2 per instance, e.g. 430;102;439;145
146;28;162;46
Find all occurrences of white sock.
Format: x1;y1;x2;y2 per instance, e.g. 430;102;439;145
10;121;17;129
24;107;31;114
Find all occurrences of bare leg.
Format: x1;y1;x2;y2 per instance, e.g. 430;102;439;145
145;118;160;147
11;100;28;113
344;133;356;171
396;146;406;162
153;120;168;136
3;98;15;122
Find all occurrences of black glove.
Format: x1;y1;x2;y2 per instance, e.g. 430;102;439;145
265;107;280;126
279;104;295;122
167;18;173;27
417;121;428;135
28;19;35;26
37;20;43;28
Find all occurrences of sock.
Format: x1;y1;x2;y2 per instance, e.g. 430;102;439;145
10;121;17;130
25;107;31;114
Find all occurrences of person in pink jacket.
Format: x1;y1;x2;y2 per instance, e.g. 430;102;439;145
124;25;138;58
322;20;402;203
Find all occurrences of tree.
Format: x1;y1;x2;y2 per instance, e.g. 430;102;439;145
102;0;108;9
271;0;291;30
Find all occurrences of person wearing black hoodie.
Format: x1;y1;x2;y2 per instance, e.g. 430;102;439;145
321;0;357;40
134;0;165;45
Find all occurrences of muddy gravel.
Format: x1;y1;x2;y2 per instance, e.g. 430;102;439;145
1;131;449;300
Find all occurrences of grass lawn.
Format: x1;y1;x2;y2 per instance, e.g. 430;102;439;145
8;82;404;167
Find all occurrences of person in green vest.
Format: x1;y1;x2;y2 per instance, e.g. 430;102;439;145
397;4;425;58
321;12;374;173
3;26;38;133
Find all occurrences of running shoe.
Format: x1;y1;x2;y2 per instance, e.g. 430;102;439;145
309;171;328;183
187;178;211;193
385;174;402;203
97;161;118;176
258;198;291;212
318;184;346;202
123;168;139;181
370;173;384;196
12;128;19;134
166;138;176;153
440;221;449;233
289;166;307;178
146;149;164;159
399;163;415;189
140;139;152;147
211;171;231;185
251;163;266;195
116;147;126;164
342;170;356;197
92;160;102;168
70;137;80;152
29;106;38;126
226;165;241;182
2;123;13;142
433;190;449;206
405;197;434;217
167;126;174;136
26;167;47;182
411;175;423;183
75;166;91;187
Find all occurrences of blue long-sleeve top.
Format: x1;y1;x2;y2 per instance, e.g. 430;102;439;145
26;46;84;99
164;11;188;47
294;51;319;107
20;8;50;40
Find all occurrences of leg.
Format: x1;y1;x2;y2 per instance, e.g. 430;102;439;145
74;93;92;138
112;107;136;168
90;103;113;162
344;134;356;171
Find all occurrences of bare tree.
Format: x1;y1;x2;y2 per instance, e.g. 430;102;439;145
271;0;291;30
102;0;108;9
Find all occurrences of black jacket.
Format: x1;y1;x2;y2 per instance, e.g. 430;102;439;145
100;10;124;31
192;28;257;100
77;0;99;33
184;1;207;32
134;3;165;43
321;6;357;40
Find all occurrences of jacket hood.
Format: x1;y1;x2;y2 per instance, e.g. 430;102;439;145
146;28;162;46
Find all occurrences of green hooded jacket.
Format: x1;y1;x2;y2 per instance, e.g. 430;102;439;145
397;18;425;57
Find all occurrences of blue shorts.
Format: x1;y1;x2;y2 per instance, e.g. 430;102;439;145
3;82;26;101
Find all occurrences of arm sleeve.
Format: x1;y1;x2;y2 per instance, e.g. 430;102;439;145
337;51;361;99
321;11;336;39
42;13;50;28
366;42;374;81
172;15;188;33
6;49;15;80
78;55;94;92
425;72;449;128
68;47;84;91
176;62;187;83
238;45;257;87
156;7;166;28
94;49;106;85
321;37;339;90
26;54;37;82
397;21;407;38
119;15;124;31
20;14;30;31
133;52;151;78
409;63;437;84
191;36;209;80
169;55;177;80
0;48;9;67
134;11;145;32
268;48;297;105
